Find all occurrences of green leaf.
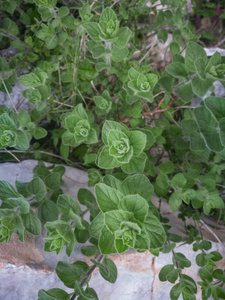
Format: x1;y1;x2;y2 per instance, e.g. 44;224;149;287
176;83;194;103
199;268;213;282
45;172;61;190
190;132;206;151
38;288;70;300
157;29;168;43
144;213;166;249
195;58;206;79
95;183;123;212
80;245;99;257
15;181;31;198
167;268;181;284
38;200;58;221
99;225;117;254
97;146;122;169
16;131;30;150
34;127;48;139
111;46;128;62
127;130;146;155
170;42;180;55
19;73;41;87
156;173;169;190
6;196;30;214
27;177;46;201
191;77;212;97
181;120;198;136
205;96;225;120
3;18;19;36
103;175;122;190
121;152;147;174
82;23;101;42
119;194;148;222
60;143;69;160
57;194;81;216
102;121;128;145
159;264;174;281
18;109;31;126
56;261;89;288
128;68;140;80
0;181;19;201
105;210;133;232
158;161;174;174
171;173;187;188
90;212;104;239
170;283;182;300
99;258;117;283
77;287;98;300
165;62;188;78
206;51;221;71
21;209;42;236
113;27;132;49
173;252;191;269
120;174;154;202
169;189;182;212
2;0;17;14
185;42;207;71
196;253;206;267
58;6;70;18
77;188;95;207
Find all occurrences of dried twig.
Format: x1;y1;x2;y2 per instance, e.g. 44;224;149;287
4;148;21;163
91;81;99;95
0;77;18;114
0;150;85;169
54;100;73;108
199;219;224;249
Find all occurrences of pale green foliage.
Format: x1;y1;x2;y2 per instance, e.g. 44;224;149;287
1;1;225;300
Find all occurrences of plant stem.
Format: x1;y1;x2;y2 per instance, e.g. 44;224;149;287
0;77;18;114
70;254;104;300
199;219;224;249
0;150;85;169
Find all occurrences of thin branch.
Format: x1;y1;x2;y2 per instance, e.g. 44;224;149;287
91;81;99;95
77;88;88;108
199;219;224;249
215;36;225;48
4;148;21;163
1;32;29;47
54;100;73;108
110;0;120;8
0;77;18;114
142;98;176;118
139;42;156;63
58;67;63;97
70;254;104;300
0;150;85;169
153;90;166;98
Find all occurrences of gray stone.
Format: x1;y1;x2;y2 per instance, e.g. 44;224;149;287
0;82;34;113
204;47;225;57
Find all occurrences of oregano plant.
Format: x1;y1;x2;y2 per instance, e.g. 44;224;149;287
0;1;225;299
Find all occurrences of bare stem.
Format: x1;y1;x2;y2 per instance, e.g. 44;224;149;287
0;77;18;114
0;150;85;169
54;100;73;108
4;148;21;163
199;219;224;249
70;254;104;300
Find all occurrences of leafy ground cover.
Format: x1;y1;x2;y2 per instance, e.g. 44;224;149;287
1;1;225;299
